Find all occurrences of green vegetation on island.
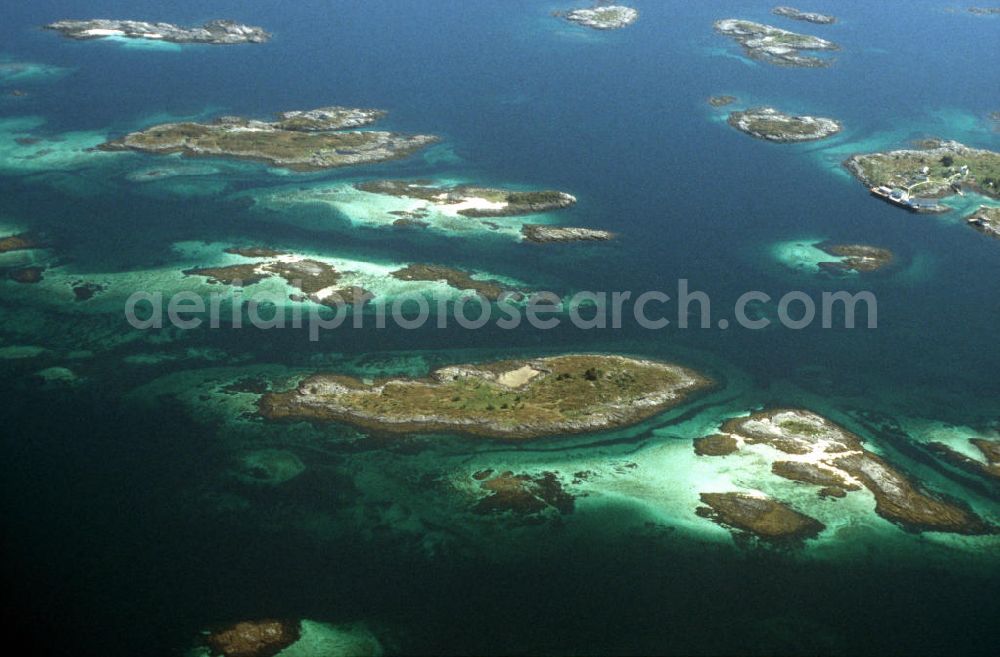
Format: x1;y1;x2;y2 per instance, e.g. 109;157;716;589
845;140;1000;211
728;107;841;142
258;354;711;440
101;108;438;171
355;180;577;218
714;19;839;67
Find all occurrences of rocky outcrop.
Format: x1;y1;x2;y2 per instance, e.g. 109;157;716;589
45;19;270;44
473;471;575;516
728;107;841;142
702;409;996;535
708;95;738;107
389;263;513;301
560;6;639;30
0;233;37;254
258;354;711;440
355;180;576;217
696;492;825;542
817;243;894;273
204;620;300;657
693;434;739;456
714;19;838;67
521;225;614;243
965;205;1000;239
101;108;437;172
771;7;836;24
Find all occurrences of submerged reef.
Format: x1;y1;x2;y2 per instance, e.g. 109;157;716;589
101;108;437;171
728;107;841;142
816;243;894;273
196;618;383;657
700;409;995;535
965;205;1000;239
45;19;270;44
558;5;639;30
845;140;1000;208
696;492;826;543
771;6;836;24
714;19;839;67
355;180;577;218
258;354;710;440
203;619;299;657
472;470;575;516
0;233;38;253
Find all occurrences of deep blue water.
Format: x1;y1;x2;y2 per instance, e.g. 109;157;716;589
2;1;999;655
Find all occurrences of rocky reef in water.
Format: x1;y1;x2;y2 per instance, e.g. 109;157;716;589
714;19;839;67
258;354;711;440
844;140;1000;204
696;492;826;543
696;409;996;536
521;224;614;243
197;619;383;657
101;108;437;171
965;205;1000;239
728;107;841;142
708;95;738;107
558;5;639;30
771;6;837;24
355;180;576;218
44;19;270;44
817;243;894;273
388;264;514;301
968;7;1000;16
471;470;575;517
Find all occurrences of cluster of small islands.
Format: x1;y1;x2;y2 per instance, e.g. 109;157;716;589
3;7;1000;655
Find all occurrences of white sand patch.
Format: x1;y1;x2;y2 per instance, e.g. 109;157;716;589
83;28;125;36
438;197;508;217
497;365;542;388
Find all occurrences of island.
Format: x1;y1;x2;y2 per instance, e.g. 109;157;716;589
257;354;711;440
100;107;438;172
521;225;615;243
389;263;514;301
198;619;382;657
697;409;995;535
714;19;839;67
558;5;639;30
965;205;1000;239
844;139;1000;212
696;492;826;543
817;243;894;273
708;95;738;108
183;256;366;306
728;107;841;142
771;6;837;24
355;180;577;218
44;19;270;44
969;7;1000;16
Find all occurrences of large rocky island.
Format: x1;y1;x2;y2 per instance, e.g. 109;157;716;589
355;180;577;218
258;354;710;440
44;19;270;44
695;409;995;536
728;107;841;142
771;6;837;24
845;139;1000;211
559;5;639;30
714;19;839;67
101;107;438;171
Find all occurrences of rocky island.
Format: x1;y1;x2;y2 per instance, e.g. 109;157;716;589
965;205;1000;239
771;6;837;24
559;5;639;30
728;107;841;142
696;492;826;543
714;19;839;67
845;140;1000;211
44;19;270;44
355;180;577;218
101;107;438;171
258;354;710;440
817;243;894;273
697;409;995;535
708;95;738;108
389;264;514;301
521;225;615;243
968;7;1000;16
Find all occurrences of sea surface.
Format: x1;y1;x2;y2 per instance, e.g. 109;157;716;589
1;1;999;655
